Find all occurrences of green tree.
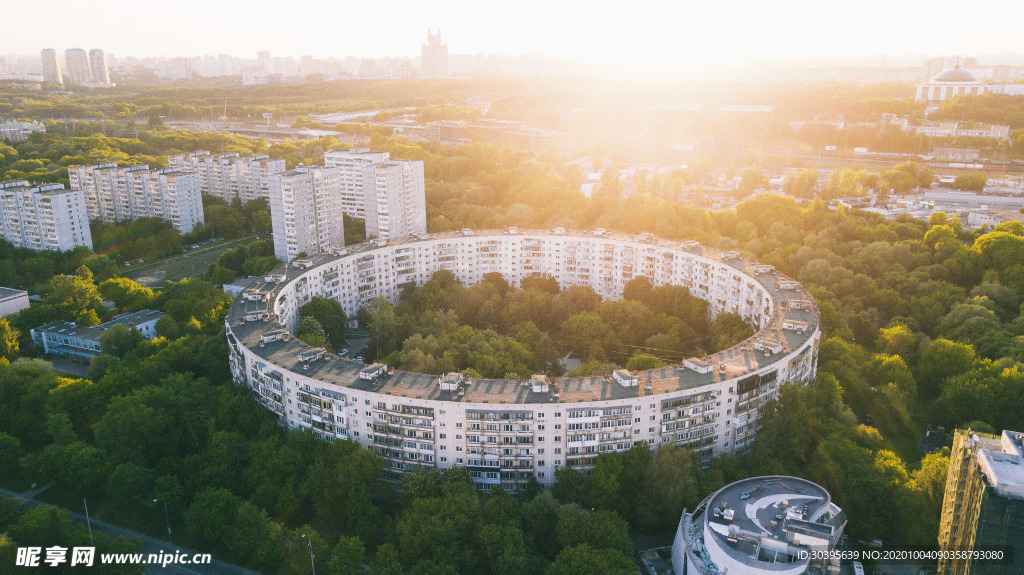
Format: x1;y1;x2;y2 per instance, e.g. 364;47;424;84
93;393;171;465
107;462;155;503
370;543;404;575
709;312;754;352
99;324;147;358
98;277;154;310
555;511;633;556
546;544;637;575
155;315;179;339
738;166;766;195
917;339;978;398
300;297;348;352
46;412;76;445
328;535;366;575
297;316;329;350
0;318;18;362
953;172;988;192
0;433;22;479
639;443;698;531
43;272;104;326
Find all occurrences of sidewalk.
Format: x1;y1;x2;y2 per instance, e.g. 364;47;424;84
0;486;260;575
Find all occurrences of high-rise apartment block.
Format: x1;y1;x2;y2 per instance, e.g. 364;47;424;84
89;49;110;85
268;166;344;261
938;429;1024;575
364;160;427;240
69;164;204;234
0;181;92;252
40;49;62;85
64;49;91;85
421;30;449;78
323;148;389;219
168;151;286;204
323;148;426;240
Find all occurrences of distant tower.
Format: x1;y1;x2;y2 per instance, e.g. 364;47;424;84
40;49;63;85
89;49;110;85
257;51;271;72
421;29;449;78
64;48;91;85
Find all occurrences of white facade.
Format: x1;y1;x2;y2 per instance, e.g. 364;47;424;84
0;181;92;252
69;162;118;221
364;160;427;240
226;230;820;491
324;148;390;219
151;170;205;234
69;164;204;234
268;166;344;261
915;66;1024;103
421;30;449;78
914;121;1010;139
168;151;286;203
672;476;846;575
89;49;110;85
40;49;62;85
0;287;30;317
64;49;90;85
323;149;426;240
0;120;45;142
31;309;164;359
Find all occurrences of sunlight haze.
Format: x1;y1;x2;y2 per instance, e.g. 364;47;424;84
5;0;1024;73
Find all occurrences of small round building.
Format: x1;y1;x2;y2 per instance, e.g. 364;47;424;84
225;229;820;491
672;476;847;575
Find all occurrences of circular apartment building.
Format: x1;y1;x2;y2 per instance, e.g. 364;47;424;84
225;229;820;491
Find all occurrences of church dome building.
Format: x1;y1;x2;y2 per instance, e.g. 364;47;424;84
916;65;984;102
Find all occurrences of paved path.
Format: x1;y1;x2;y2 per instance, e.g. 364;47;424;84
0;487;260;575
48;357;89;378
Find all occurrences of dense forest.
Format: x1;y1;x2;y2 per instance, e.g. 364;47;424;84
354;272;750;378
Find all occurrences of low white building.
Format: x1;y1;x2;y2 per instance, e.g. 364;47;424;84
0;287;30;317
31;309;164;360
916;66;1024;104
0;120;45;142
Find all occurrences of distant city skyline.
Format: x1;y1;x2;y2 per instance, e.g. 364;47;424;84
5;0;1024;76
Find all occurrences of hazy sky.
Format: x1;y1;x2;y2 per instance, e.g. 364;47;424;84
6;0;1024;72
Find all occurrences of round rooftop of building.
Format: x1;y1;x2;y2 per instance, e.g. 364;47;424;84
225;229;821;489
672;475;848;575
931;66;980;83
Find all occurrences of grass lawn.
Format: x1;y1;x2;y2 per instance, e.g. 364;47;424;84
128;236;257;285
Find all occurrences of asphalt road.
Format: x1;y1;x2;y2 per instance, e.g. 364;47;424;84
0;487;259;575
